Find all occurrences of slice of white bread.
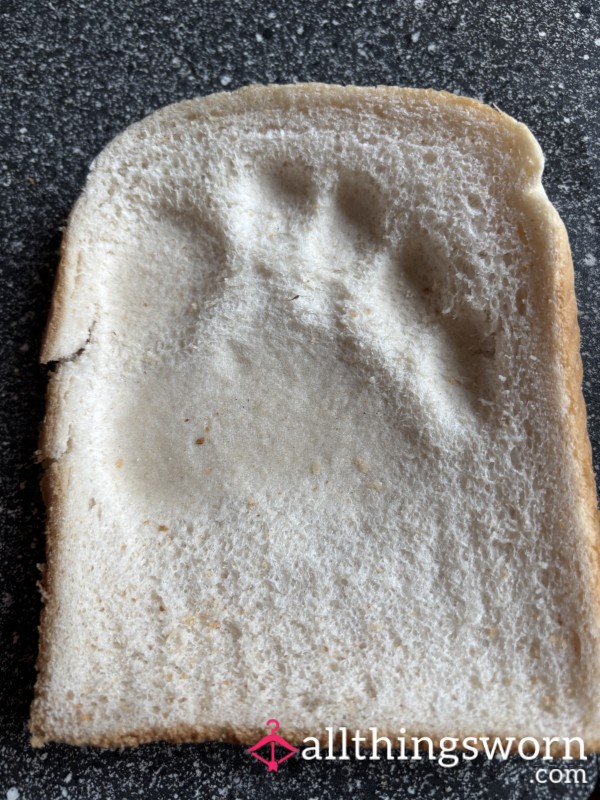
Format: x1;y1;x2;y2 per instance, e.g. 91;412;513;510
31;84;600;749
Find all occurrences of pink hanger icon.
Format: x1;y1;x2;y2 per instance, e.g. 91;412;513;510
246;719;299;772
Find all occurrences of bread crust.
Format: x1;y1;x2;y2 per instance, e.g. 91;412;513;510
552;217;600;618
31;84;600;751
29;721;600;758
39;83;529;364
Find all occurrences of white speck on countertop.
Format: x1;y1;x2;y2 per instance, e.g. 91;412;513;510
7;790;20;800
220;74;232;86
584;254;597;267
411;30;420;42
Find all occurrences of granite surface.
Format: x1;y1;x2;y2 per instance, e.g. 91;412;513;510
1;0;600;798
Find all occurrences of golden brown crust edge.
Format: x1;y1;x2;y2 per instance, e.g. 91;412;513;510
29;722;599;758
39;83;525;364
29;420;71;747
31;83;600;751
40;221;76;364
554;219;600;607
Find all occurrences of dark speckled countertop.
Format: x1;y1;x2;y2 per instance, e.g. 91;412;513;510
1;1;600;798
